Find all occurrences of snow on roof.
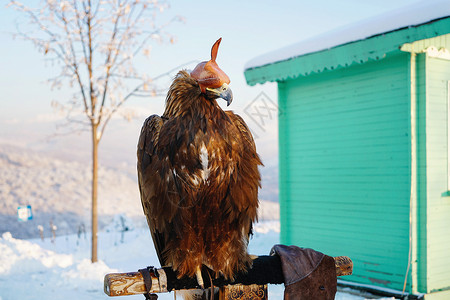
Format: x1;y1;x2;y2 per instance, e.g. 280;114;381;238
245;0;450;70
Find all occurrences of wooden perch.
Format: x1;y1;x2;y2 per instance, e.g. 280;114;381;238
104;255;352;297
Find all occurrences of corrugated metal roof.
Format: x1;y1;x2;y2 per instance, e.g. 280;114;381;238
244;0;450;86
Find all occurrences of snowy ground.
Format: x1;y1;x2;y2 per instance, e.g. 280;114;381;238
0;220;394;300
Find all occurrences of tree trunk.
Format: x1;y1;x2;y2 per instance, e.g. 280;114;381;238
91;124;99;263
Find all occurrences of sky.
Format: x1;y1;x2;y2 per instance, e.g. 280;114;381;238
0;0;427;170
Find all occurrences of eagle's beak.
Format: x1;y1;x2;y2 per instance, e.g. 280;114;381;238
206;83;233;106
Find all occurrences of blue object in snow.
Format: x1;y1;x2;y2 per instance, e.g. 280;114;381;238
17;205;33;222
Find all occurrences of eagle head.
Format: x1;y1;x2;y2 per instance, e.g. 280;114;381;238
190;38;233;106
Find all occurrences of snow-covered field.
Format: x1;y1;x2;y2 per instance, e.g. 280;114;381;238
0;220;394;300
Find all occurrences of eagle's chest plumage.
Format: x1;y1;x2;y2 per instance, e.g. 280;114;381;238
164;114;236;201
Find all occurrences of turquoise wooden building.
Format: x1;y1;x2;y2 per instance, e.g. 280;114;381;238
244;1;450;299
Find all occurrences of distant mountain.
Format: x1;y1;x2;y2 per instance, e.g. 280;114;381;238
259;163;279;203
0;144;278;239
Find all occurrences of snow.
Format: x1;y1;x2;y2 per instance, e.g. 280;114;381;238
245;0;450;70
0;220;394;300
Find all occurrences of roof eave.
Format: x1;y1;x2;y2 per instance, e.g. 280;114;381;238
244;17;450;86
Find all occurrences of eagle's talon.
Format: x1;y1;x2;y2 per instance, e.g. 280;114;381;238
195;266;204;289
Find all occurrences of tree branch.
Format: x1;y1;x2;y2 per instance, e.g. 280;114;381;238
97;4;123;125
59;6;90;116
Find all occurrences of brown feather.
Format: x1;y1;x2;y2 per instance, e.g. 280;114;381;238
137;70;262;280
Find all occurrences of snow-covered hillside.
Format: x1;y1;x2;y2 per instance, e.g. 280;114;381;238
0;143;279;239
0;143;144;239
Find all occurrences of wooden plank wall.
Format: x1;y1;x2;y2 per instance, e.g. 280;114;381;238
424;56;450;293
278;53;412;291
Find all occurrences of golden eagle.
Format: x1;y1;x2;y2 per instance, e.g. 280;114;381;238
137;38;261;289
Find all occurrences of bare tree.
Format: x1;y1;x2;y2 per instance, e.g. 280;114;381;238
8;0;183;262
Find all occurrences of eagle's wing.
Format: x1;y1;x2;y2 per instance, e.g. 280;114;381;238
226;112;259;161
137;115;174;266
225;111;262;235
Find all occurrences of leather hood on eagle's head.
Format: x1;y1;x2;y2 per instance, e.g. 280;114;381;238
190;38;230;94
